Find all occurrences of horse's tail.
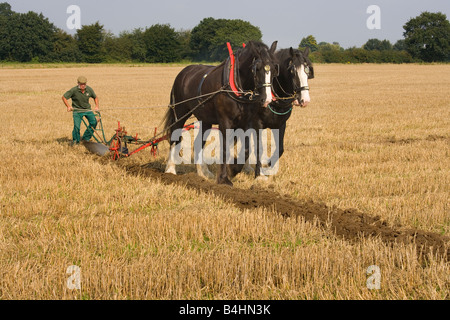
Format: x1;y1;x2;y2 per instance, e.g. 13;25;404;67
163;87;177;138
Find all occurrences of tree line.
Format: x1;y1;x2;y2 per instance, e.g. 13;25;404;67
0;2;448;64
299;11;449;63
300;37;415;64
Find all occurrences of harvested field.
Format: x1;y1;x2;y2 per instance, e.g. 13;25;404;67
0;63;448;299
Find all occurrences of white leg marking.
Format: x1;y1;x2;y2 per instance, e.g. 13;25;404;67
196;162;214;179
243;159;254;174
165;143;177;175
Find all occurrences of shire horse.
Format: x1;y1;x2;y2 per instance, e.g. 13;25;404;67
163;41;278;186
229;47;315;179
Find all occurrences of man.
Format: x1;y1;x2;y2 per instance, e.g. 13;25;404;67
62;76;99;145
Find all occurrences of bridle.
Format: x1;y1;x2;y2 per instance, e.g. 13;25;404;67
269;56;312;114
286;60;311;95
251;59;274;92
229;54;276;102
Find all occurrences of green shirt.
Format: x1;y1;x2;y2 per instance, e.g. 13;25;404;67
63;86;97;110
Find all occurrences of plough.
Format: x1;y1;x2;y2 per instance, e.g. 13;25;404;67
81;111;196;160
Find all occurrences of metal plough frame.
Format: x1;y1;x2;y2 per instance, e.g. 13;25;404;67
81;111;197;160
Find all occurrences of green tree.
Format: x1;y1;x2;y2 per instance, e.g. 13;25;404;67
143;24;181;63
364;39;392;51
176;28;192;60
211;19;262;61
403;11;450;62
393;39;406;51
190;17;262;61
317;41;343;51
299;35;318;52
129;29;146;62
0;10;55;62
76;22;106;63
103;31;134;62
48;28;80;62
0;3;12;60
0;2;13;16
189;17;220;61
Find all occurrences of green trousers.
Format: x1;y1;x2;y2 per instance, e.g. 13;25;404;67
72;111;97;143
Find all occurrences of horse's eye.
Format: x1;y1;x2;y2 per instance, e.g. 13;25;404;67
274;64;280;76
304;65;310;74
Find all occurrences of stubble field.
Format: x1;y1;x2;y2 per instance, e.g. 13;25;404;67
0;63;448;299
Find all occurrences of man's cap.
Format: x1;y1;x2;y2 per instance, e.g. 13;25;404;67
77;76;87;84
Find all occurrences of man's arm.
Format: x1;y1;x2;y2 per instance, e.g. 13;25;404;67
62;96;72;112
94;97;99;111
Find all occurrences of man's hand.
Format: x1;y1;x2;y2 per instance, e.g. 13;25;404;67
67;106;73;112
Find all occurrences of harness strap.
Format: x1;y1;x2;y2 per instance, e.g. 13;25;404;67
226;42;241;96
198;68;214;96
268;103;292;116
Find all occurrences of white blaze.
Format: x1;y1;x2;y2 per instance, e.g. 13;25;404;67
297;65;310;107
264;68;272;107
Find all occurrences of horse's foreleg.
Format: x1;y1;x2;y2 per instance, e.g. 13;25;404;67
195;123;214;179
165;124;186;175
227;135;248;178
165;141;177;175
268;123;285;169
242;160;254;174
217;122;233;186
254;129;268;181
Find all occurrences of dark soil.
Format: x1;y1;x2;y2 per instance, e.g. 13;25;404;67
123;163;449;262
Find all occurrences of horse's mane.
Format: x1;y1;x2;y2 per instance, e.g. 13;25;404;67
233;41;271;58
247;40;269;51
276;48;293;64
276;48;312;66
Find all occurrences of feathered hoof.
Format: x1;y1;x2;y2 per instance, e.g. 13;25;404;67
255;175;269;182
217;176;233;186
165;166;177;175
242;164;255;175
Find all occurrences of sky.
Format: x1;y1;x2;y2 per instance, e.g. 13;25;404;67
5;0;450;49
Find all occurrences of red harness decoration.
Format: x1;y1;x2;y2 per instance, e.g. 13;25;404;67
227;42;276;102
226;42;241;96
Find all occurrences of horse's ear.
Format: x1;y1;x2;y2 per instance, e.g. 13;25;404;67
289;47;294;57
303;46;310;57
247;41;255;51
269;41;278;54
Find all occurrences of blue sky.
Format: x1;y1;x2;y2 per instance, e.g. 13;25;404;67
6;0;450;49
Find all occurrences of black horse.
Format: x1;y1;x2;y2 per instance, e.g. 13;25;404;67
163;41;278;186
229;47;314;179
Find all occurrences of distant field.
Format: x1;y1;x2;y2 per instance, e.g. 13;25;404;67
0;63;448;299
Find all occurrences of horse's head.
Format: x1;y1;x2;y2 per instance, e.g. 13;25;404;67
238;40;278;107
287;47;314;107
